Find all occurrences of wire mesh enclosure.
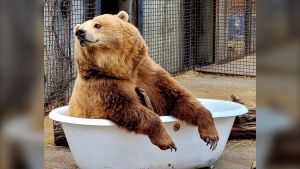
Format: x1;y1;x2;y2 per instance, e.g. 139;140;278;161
142;0;193;73
44;0;256;113
141;0;256;76
193;0;256;76
44;0;98;112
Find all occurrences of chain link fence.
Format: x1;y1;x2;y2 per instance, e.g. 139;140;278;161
44;0;256;113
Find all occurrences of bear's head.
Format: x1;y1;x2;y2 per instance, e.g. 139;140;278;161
74;11;147;79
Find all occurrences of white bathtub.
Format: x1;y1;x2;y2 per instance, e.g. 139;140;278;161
49;98;248;169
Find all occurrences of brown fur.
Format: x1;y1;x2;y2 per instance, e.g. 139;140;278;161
68;11;219;151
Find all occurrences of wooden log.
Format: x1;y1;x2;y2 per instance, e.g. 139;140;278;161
229;95;256;139
229;106;256;139
250;161;256;169
53;120;68;146
231;94;245;104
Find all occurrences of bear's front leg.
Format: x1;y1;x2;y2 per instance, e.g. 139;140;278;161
104;89;176;151
170;95;219;150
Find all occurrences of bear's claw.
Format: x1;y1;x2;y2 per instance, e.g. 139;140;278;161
168;144;177;152
205;136;218;151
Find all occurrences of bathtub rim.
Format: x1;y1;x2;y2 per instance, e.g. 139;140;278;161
49;98;248;126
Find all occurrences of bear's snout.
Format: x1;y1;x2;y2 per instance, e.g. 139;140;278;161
76;28;86;40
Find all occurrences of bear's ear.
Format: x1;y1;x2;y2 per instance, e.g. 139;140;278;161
73;24;81;35
117;11;129;22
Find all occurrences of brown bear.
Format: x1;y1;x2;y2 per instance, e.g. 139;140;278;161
68;11;219;151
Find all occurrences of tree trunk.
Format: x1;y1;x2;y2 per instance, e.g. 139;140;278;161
53;121;68;146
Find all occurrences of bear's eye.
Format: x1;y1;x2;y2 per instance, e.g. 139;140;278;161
94;24;101;29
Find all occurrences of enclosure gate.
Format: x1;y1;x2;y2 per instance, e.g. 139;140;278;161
44;0;256;113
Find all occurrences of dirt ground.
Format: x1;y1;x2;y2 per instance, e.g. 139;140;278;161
174;72;256;106
44;73;256;169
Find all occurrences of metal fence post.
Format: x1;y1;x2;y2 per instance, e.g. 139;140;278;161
138;0;144;36
244;0;252;55
97;0;101;15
